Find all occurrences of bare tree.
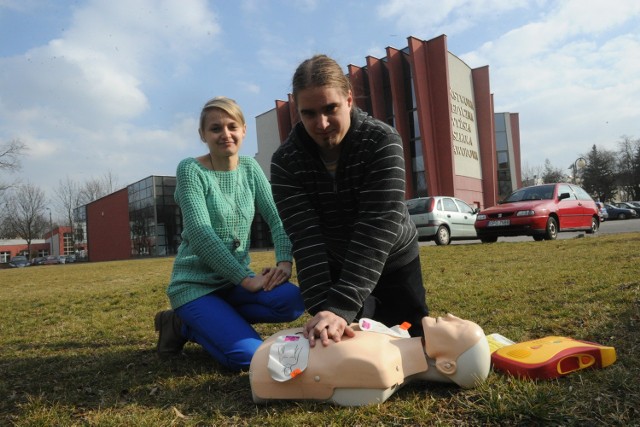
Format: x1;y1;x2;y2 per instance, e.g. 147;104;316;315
521;162;544;186
0;138;28;193
3;183;48;256
616;135;640;200
54;175;83;236
633;141;640;200
79;171;120;204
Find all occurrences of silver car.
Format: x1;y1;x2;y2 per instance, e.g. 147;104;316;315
407;196;479;245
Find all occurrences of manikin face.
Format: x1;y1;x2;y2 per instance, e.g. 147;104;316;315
296;86;353;157
423;314;472;342
422;313;483;366
199;108;246;161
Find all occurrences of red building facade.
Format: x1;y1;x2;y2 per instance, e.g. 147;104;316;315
0;225;74;264
86;188;132;262
269;34;521;208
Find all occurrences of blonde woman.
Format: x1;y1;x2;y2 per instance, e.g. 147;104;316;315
155;96;304;371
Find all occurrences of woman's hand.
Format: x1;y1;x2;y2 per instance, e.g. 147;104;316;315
240;275;267;293
303;310;356;347
240;261;292;293
261;261;292;290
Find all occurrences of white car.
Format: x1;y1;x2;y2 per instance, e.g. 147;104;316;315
407;196;479;245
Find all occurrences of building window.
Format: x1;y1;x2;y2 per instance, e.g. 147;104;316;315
63;232;74;255
404;56;428;198
128;176;180;257
497;151;509;169
0;252;9;263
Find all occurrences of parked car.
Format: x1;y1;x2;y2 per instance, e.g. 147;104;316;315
407;196;479;245
8;255;30;268
595;202;608;222
43;255;61;265
30;256;46;266
65;254;76;263
611;202;640;217
474;183;599;243
604;203;637;220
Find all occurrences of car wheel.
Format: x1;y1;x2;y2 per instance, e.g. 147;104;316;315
586;216;599;234
435;225;451;245
544;217;558;240
617;213;626;220
533;235;545;241
480;236;498;243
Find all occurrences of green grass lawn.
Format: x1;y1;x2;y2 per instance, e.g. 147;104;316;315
1;233;639;426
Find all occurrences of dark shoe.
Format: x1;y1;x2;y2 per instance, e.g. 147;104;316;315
154;309;187;359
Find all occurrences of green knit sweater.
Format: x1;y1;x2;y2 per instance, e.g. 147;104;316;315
167;156;293;309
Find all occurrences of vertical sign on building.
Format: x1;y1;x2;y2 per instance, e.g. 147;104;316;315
448;53;482;179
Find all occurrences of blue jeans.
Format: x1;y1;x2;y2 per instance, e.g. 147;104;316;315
175;282;304;371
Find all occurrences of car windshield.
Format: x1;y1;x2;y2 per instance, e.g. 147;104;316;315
503;185;555;202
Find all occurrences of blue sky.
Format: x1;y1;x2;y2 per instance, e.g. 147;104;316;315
1;0;639;214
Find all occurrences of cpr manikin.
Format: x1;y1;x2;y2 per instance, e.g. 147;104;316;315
249;314;491;406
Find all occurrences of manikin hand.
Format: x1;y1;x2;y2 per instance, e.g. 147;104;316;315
303;310;356;347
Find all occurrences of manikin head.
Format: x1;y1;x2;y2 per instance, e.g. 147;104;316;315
419;314;490;388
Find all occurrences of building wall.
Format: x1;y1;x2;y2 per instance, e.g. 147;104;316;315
44;226;73;256
255;108;280;179
1;225;75;263
0;239;49;263
494;112;521;200
86;188;131;262
80;175;182;262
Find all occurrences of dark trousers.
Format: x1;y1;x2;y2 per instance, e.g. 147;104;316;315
357;255;429;337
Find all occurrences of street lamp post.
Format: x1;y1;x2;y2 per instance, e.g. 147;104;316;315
574;157;586;184
46;207;54;256
569;157;587;184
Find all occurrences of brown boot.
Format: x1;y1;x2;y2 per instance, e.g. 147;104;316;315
154;309;187;358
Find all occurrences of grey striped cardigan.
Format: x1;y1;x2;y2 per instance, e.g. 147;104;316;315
270;107;419;323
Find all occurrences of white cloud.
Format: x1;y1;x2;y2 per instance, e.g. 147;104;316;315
2;0;639;206
378;0;530;37
0;0;223;197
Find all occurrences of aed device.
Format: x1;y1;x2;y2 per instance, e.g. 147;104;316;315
491;336;616;380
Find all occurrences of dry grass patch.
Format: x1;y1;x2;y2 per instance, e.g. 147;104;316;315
1;233;638;425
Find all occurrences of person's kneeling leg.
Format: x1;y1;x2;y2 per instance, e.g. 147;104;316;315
227;281;305;324
175;293;263;371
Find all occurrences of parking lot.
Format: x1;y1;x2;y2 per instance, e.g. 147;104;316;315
419;217;640;246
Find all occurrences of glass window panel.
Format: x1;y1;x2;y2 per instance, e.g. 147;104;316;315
443;198;459;212
496;132;508;151
456;200;474;214
412;110;421;139
497;151;509;169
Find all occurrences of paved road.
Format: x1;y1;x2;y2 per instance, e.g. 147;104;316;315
419;217;640;246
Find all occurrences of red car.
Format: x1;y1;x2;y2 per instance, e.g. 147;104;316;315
474;183;600;243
